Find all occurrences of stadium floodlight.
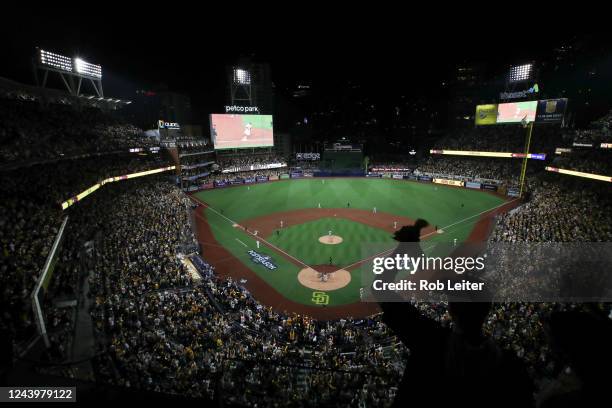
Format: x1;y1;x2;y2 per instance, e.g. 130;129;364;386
509;64;533;82
233;68;251;85
39;49;73;73
74;57;102;79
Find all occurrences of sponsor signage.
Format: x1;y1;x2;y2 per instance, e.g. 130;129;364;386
256;176;269;182
507;188;520;197
280;174;290;179
201;183;214;190
465;181;481;189
475;104;499;125
367;173;382;178
244;177;256;184
545;167;612;183
230;179;244;185
418;175;433;183
601;143;612;149
499;84;539;100
481;183;498;191
536;98;568;123
392;174;404;180
511;153;546;160
248;250;277;270
555;147;572;155
225;105;260;113
433;178;464;187
371;167;412;172
432;150;546;159
61;166;176;210
573;142;593;148
296;152;321;160
269;175;279;181
158;120;180;129
214;181;227;187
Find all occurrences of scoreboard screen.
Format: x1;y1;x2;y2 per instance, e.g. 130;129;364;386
496;101;538;124
210;114;274;149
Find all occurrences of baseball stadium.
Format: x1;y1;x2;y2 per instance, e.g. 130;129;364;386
1;17;612;408
191;177;512;317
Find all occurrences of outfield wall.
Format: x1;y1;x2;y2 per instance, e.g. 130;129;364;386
191;172;517;198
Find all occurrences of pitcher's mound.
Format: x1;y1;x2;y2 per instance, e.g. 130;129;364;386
319;235;343;245
297;266;351;291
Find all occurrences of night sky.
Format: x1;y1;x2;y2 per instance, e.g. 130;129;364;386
2;7;610;126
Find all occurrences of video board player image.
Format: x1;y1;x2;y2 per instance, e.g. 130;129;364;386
210;114;273;149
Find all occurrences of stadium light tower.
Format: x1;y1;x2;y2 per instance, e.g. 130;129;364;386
230;66;253;105
508;63;533;82
233;68;251;85
34;48;104;97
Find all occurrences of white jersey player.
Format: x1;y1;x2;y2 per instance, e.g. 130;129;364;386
242;122;252;141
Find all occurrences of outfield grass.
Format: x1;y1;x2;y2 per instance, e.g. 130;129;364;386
195;178;507;307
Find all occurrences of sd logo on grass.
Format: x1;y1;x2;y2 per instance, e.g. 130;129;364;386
312;291;330;305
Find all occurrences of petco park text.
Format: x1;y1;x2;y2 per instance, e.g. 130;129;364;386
372;279;484;292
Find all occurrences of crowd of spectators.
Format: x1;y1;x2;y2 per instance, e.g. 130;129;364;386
490;177;612;243
55;178;404;406
216;152;287;173
551;150;612;175
415;156;529;184
0;98;155;165
0;152;172;356
2;95;612;406
572;109;612;145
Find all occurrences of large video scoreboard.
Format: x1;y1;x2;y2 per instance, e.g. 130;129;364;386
475;99;567;126
210;114;274;149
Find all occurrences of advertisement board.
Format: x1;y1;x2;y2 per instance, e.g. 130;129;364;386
507;188;520;197
536;98;568;123
481;183;499;191
475;104;498;125
433;178;464;187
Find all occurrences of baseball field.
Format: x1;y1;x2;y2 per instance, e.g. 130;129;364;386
192;178;516;319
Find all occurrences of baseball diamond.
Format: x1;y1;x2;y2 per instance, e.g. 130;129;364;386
192;177;515;318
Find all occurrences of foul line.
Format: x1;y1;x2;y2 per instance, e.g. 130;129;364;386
339;198;520;272
190;195;315;271
235;238;247;247
190;194;520;276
